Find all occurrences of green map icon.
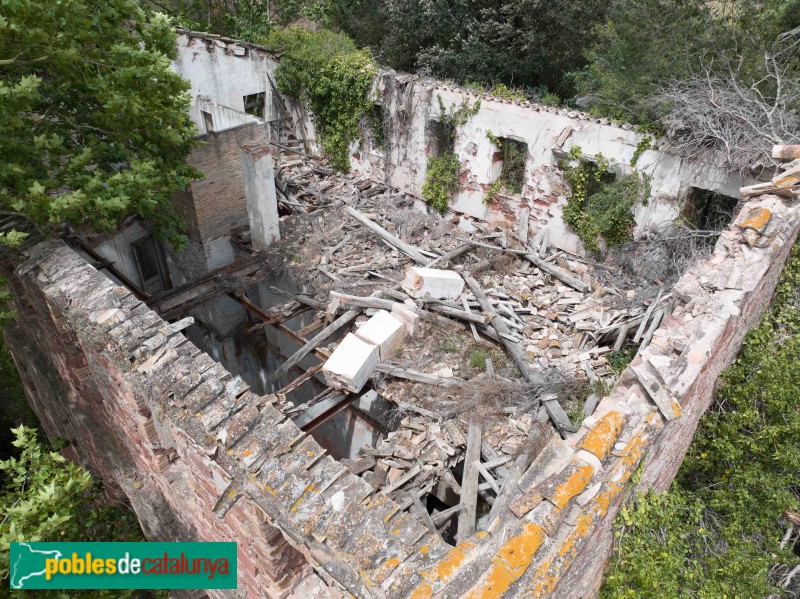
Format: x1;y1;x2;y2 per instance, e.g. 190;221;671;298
10;542;63;589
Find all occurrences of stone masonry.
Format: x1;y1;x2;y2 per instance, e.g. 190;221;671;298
4;189;800;597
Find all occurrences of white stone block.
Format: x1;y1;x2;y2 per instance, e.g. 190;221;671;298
401;267;465;300
322;333;379;393
391;303;420;335
355;310;407;360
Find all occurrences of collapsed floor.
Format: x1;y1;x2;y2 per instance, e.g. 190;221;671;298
157;144;715;548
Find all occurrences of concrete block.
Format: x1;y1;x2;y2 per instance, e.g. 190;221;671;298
322;333;379;393
401;267;465;300
354;310;406;360
390;303;420;335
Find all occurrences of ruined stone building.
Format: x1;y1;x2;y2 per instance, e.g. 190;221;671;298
2;28;800;598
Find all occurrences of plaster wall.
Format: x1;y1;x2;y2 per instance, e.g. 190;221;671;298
349;72;754;254
170;33;754;257
172;33;273;132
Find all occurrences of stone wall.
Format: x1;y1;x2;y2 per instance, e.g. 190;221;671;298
1;239;321;598
4;191;799;597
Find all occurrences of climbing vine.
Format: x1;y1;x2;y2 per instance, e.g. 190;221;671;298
264;28;375;172
629;135;653;166
562;146;650;253
485;131;527;203
422;152;460;213
420;96;481;212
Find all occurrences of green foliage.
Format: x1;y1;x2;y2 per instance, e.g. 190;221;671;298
264;28;375;171
439;340;458;353
606;347;635;376
468;348;489;370
0;337;37;460
539;92;561;107
489;84;525;102
485;132;527;202
629;136;652;167
0;1;200;247
1;427;149;595
420;96;480;211
603;241;800;598
562;147;650;253
422;152;460;213
331;0;609;98
468;347;505;371
575;0;800;126
437;95;481;129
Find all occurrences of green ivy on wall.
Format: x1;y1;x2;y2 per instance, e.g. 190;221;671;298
264;28;375;172
422;152;460;213
419;96;481;212
561;146;650;253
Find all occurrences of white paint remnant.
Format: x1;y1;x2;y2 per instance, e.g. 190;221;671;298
331;491;345;512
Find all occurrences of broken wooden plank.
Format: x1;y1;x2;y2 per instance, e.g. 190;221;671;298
633;290;663;343
425;243;475;268
540;393;577;438
294;392;353;431
268;306;363;384
463;272;544;389
638;307;665;351
375;364;464;387
521;252;590;293
381;464;422;496
407;490;437;533
485;421;552;533
474;461;501;494
345;206;429;264
456;420;482;543
630;360;681;421
462;295;481;342
432;504;461;527
274;363;324;398
773;144;800;160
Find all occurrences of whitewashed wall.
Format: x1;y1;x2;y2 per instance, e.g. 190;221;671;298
171;32;753;256
172;32;273;132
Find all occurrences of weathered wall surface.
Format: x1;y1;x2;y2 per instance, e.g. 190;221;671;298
1;238;325;598
172;32;274;132
170;32;754;257
356;72;753;254
4;191;799;598
181;122;269;244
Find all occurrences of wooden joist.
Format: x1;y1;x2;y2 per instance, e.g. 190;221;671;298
267;306;362;384
456;420;482;543
345;206;430;265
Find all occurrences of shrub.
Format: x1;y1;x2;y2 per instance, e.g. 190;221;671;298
422;152;460;213
562;147;650;253
264;28;375;171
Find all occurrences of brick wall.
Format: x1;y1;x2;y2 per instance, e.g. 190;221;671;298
177;123;270;243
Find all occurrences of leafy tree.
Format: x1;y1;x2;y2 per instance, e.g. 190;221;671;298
575;0;800;127
0;427;150;597
0;0;201;247
340;0;608;97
